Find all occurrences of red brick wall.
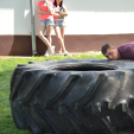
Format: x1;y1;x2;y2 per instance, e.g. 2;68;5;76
0;34;134;56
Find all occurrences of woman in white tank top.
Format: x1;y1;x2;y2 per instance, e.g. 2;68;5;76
53;0;69;56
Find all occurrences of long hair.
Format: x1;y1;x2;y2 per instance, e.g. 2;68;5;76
53;0;63;7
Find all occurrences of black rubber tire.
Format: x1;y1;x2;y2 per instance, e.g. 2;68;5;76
10;58;134;134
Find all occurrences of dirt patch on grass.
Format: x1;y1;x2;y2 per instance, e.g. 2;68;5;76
0;56;32;59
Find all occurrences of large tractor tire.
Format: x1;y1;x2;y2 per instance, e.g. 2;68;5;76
10;58;134;134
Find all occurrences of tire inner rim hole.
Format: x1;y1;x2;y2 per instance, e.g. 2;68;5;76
53;64;117;71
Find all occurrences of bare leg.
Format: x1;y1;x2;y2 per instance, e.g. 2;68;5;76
38;24;51;51
54;27;66;52
46;25;53;45
60;26;66;41
60;26;68;53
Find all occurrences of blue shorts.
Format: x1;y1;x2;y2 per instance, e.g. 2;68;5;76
40;19;54;26
54;19;66;27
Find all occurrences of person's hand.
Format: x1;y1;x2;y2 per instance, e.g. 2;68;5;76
49;11;54;14
59;12;64;15
59;12;64;17
45;0;49;6
53;12;60;17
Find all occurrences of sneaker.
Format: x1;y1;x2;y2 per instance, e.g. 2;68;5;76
51;46;55;55
64;51;69;56
45;50;49;57
59;51;62;55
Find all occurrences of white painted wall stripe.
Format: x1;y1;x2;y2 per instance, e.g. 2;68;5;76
0;0;134;35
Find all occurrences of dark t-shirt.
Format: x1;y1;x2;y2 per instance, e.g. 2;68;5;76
117;42;134;59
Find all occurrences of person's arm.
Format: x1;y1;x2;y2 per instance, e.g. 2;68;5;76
59;6;68;17
52;6;60;18
46;0;53;13
53;12;61;18
37;6;51;14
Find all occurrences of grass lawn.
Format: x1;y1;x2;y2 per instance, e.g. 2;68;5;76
0;52;132;134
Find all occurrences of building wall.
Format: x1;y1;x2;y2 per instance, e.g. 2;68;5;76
0;0;134;55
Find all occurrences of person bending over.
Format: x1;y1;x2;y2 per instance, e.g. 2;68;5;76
101;42;134;60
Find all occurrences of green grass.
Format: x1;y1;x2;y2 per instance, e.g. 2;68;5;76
0;53;129;134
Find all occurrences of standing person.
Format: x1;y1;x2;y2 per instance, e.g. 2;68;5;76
38;0;55;56
53;0;69;56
